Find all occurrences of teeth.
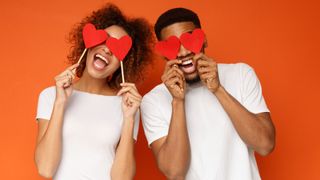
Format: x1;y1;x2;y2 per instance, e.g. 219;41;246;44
95;54;108;64
182;59;192;65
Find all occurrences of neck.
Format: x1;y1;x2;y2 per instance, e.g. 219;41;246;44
74;70;115;95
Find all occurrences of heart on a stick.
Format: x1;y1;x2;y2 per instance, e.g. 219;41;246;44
82;23;108;48
180;28;205;54
106;35;132;61
155;36;180;60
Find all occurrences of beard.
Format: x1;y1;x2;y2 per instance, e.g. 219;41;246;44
186;74;201;84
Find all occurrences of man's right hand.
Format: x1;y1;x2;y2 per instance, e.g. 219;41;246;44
54;63;79;103
161;60;186;100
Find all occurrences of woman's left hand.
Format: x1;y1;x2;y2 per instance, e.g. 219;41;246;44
117;83;142;119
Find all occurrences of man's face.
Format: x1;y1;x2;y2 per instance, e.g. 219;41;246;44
160;22;203;83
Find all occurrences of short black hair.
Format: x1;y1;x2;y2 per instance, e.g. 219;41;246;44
154;7;201;40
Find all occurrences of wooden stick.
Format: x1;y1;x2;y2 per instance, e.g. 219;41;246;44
120;61;125;83
77;48;87;64
72;48;87;74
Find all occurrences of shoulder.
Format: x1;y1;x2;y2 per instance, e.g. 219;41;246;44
39;86;56;99
218;62;253;75
142;83;171;105
218;62;255;80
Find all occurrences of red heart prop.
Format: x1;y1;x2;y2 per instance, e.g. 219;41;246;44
82;23;108;48
155;36;180;60
106;35;132;61
180;28;205;54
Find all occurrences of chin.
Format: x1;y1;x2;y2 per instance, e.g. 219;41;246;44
87;68;108;79
185;73;201;84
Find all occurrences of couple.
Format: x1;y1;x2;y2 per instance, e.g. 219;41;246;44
34;3;275;180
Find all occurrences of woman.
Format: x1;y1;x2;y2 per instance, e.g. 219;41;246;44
34;4;153;180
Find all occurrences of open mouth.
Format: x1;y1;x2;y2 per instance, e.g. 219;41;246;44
93;53;109;71
180;59;196;74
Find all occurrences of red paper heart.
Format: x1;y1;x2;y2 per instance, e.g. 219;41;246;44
180;28;205;54
106;35;132;61
155;36;180;60
82;23;108;48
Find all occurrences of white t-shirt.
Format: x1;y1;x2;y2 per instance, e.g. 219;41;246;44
141;63;269;180
36;86;139;180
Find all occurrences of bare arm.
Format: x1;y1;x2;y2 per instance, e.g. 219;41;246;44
111;83;141;180
111;117;136;180
215;86;275;156
151;99;190;180
196;53;275;156
35;101;66;178
34;64;78;178
150;60;190;180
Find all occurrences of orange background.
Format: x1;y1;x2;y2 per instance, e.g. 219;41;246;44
1;0;319;179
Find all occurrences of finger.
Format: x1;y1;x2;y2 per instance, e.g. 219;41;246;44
198;67;214;74
123;93;140;107
120;82;137;90
162;68;177;82
68;63;80;71
56;68;75;80
201;72;217;80
173;66;184;79
164;59;182;72
169;77;184;90
166;69;182;79
66;69;76;79
125;90;142;100
55;76;68;84
117;86;141;97
127;98;141;107
197;59;210;67
126;92;142;102
193;53;212;62
166;77;181;88
57;77;71;88
193;53;205;62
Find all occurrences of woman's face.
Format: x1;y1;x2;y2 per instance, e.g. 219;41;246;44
84;25;128;79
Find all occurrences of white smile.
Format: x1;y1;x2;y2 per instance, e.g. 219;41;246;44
182;59;193;66
95;54;109;64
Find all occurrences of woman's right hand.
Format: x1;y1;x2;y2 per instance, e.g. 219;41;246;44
54;63;79;103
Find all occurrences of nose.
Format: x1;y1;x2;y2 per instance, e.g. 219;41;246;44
177;44;191;59
102;45;112;55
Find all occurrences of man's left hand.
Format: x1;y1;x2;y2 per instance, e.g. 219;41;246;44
195;53;221;93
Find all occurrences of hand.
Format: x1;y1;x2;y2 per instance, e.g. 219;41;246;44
161;60;186;100
54;63;79;103
117;83;142;119
195;53;221;93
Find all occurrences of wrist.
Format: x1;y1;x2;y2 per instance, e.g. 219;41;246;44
172;98;185;104
213;85;226;98
54;98;67;106
122;116;135;129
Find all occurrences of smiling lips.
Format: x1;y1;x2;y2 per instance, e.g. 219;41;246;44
180;58;196;74
93;53;109;71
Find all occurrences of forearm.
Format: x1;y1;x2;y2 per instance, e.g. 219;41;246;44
214;86;275;155
111;117;136;180
158;99;190;179
35;100;65;177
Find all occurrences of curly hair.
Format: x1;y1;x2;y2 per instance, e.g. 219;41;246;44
67;3;154;89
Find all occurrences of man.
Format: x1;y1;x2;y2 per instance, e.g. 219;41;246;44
141;8;275;180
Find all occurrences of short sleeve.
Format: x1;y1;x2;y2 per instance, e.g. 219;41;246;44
133;110;140;141
141;95;169;146
240;63;270;113
36;87;55;121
